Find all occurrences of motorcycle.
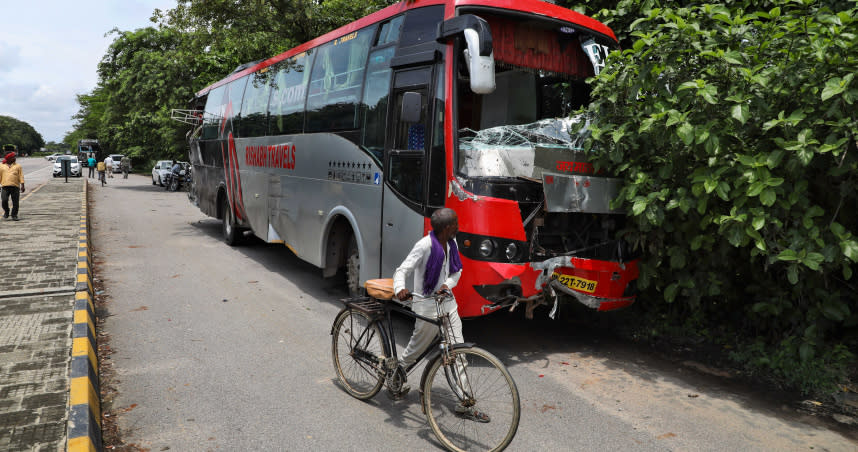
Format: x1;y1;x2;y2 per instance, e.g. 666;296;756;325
164;163;188;192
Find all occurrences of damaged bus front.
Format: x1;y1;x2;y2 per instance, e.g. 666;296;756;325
445;3;639;318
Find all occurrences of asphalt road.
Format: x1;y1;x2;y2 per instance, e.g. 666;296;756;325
18;156;59;188
89;173;857;451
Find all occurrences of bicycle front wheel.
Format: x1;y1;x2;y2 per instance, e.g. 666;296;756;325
422;346;520;452
331;309;385;400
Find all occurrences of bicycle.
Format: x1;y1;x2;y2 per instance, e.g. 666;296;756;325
331;281;521;451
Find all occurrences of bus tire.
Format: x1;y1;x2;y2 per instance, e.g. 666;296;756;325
221;196;242;246
346;235;362;297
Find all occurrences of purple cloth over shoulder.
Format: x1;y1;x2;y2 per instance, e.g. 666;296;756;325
423;231;462;295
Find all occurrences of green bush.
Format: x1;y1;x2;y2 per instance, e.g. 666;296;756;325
730;337;853;394
579;0;858;392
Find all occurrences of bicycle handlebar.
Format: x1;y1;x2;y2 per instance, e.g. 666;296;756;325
404;289;453;301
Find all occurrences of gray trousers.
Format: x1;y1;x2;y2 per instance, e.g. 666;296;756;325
400;305;464;367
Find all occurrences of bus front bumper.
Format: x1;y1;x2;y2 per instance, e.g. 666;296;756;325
464;256;639;318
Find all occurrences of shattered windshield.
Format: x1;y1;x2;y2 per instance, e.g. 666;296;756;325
458;116;590;179
456;62;598;179
454;12;608;180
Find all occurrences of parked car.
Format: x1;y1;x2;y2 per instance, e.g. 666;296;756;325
45;153;64;161
152;160;175;186
108;154;125;173
53;156;82;177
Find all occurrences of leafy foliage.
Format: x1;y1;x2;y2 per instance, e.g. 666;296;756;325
730;337;854;393
0;115;45;154
67;0;397;165
43;141;69;152
575;0;858;392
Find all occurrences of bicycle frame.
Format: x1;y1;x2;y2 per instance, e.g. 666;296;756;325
338;295;475;385
334;292;521;451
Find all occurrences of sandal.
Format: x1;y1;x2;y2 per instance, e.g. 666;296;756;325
455;404;491;423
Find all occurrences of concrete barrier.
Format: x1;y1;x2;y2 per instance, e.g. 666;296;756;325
68;180;102;451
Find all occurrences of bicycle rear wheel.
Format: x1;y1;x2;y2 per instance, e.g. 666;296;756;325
422;346;520;451
331;309;385;399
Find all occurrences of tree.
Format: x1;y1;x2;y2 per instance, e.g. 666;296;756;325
96;26;196;161
0;115;45;154
69;0;400;165
65;86;108;151
575;0;858;392
44;141;69;152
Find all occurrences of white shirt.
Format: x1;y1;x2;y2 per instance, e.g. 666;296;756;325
393;234;462;317
104;157;113;168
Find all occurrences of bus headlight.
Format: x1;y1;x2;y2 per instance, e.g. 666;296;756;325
478;239;494;257
505;243;518;261
455;231;529;262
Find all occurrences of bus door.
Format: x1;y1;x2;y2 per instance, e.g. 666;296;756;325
381;66;433;277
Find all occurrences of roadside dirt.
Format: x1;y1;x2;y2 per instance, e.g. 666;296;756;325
509;303;858;441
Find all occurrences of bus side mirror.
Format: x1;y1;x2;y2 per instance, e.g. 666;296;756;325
401;91;422;123
437;15;495;94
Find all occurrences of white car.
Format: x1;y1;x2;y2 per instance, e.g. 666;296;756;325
45;153;64;161
108;154;125;173
152;160;175;186
53;156;82;177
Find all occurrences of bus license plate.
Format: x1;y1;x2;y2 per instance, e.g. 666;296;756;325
553;273;598;293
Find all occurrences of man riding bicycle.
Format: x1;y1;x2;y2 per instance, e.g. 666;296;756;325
392;207;490;422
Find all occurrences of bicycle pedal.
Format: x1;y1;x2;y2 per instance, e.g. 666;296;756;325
386;385;410;401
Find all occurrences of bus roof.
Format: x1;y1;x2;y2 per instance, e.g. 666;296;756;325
195;0;616;98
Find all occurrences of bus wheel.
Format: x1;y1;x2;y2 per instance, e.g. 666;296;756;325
221;197;242;246
346;235;362;297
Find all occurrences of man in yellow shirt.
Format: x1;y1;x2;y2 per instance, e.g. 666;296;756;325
0;147;25;220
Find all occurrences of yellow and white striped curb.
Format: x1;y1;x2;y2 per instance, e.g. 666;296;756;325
68;180;102;452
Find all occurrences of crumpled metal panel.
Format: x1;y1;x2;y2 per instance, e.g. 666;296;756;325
541;172;623;214
531;256;573;290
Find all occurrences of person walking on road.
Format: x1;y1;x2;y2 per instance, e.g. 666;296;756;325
96;160;107;186
104;155;114;178
0;146;25;221
120;155;131;179
87;155;96;178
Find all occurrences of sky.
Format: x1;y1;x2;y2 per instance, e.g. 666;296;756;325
1;1;177;143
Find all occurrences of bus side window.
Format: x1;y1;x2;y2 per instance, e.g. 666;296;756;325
201;86;226;140
239;70;272;138
361;47;396;163
387;89;427;204
388;155;425;204
427;68;446;208
400;5;444;47
376;16;404;46
268;53;313;136
226;77;248;133
306;26;375;132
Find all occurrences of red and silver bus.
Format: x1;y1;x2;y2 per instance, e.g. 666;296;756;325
182;0;639;318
